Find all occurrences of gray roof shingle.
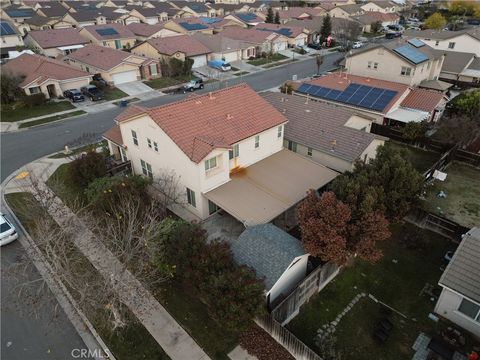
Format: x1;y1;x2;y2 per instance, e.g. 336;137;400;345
441;51;476;73
231;223;304;290
439;227;480;303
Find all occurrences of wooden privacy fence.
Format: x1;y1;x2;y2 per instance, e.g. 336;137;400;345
453;148;480;168
255;314;323;360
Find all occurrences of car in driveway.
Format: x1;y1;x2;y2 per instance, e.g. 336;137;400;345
385;32;402;39
182;78;204;93
0;213;18;246
307;42;322;50
63;89;85;102
81;85;104;101
352;41;364;49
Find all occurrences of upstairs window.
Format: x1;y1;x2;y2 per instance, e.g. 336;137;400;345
254;135;260;149
131;130;138;146
367;61;372;69
277;125;283;138
186;188;196;208
204;157;217;171
373;62;378;70
401;66;412;76
140;159;153;178
229;144;239;159
147;138;152;149
448;42;456;49
458;298;480;322
153;141;158;152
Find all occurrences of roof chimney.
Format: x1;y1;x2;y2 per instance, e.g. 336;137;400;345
304;94;309;104
209;92;214;100
226;113;233;120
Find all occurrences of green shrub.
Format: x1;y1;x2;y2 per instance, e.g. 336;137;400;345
24;93;47;107
68;152;106;188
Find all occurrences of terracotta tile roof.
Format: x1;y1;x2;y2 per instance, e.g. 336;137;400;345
263;92;385;162
192;32;252;53
2;53;90;88
115;104;146;122
400;88;445;113
115;84;287;163
103;124;123;146
27;28;89;49
277;7;323;20
220;27;281;44
67;44;156;70
404;28;480;41
255;23;307;38
353;11;398;25
142;35;211;56
82;23;136;40
301;72;409;113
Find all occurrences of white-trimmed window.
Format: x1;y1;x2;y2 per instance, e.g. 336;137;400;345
153;141;158;152
131;130;138;146
401;66;412;76
307;147;312;157
140;159;153;178
229;144;239;159
149;63;158;76
458;298;480;322
448;42;455;49
29;86;41;94
277;125;283;138
288;140;297;152
147;138;152;149
254;135;260;149
367;61;372;69
186;187;196;208
204;156;217;171
435;40;439;46
373;62;378;70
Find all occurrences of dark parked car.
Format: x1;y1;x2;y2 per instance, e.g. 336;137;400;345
81;85;104;101
182;78;204;93
63;88;85;102
385;32;402;39
92;74;107;86
307;42;322;50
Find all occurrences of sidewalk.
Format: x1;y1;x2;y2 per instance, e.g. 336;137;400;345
5;157;211;360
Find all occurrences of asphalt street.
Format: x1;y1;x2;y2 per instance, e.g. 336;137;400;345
0;52;343;359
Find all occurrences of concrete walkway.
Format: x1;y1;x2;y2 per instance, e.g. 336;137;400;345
6;157;211;360
115;81;156;96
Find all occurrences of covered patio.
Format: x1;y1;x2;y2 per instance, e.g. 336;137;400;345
204;149;339;227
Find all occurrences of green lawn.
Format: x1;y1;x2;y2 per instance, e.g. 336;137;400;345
5;192;170;360
386;141;441;173
46;163;87;208
19;110;86;129
1;101;75;122
144;75;194;89
287;222;463;360
103;87;128;101
421;161;480;228
247;53;288;66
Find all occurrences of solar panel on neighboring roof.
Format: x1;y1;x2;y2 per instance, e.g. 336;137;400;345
0;22;15;36
199;17;222;24
407;38;425;48
297;83;398;112
237;13;257;22
179;22;208;30
96;28;119;36
393;45;429;64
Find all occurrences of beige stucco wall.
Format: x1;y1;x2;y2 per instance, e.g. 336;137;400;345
68;59;140;83
361;2;396;13
60;77;91;91
131;42;185;62
329;8;350;19
1;33;24;48
419;35;480;56
435;288;480;337
24;77;90;98
360;138;384;163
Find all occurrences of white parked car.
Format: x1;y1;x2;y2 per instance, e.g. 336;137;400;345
0;213;19;246
352;41;364;49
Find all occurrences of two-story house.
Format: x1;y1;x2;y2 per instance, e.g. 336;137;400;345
344;38;445;87
79;23;137;49
403;29;480;57
24;28;89;58
103;84;338;225
0;19;24;59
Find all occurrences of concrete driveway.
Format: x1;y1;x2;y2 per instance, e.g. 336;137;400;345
115;81;155;96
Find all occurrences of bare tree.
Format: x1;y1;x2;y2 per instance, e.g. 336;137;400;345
332;18;362;49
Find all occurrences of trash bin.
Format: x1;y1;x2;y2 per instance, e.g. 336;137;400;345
120;100;128;107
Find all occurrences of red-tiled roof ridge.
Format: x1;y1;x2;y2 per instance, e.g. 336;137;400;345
115;104;147;122
400;88;446;113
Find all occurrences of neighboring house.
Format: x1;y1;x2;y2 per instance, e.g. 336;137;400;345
263;92;386;172
343;39;445;87
231;223;339;323
3;5;35;23
131;34;211;68
79;23;136;49
65;44;160;85
0;19;24;59
162;18;215;35
126;23;180;41
435;227;480;338
286;16;360;44
192;32;256;62
35;3;69;18
403;29;480;57
224;12;264;27
219;27;289;53
127;8;163;24
275;7;325;24
103;84;338;224
2;53;91;98
206;3;250;17
329;4;364;19
254;23;308;47
24;28;89;58
439;52;480;86
63;10;108;27
360;1;398;14
352;11;399;33
169;1;214;18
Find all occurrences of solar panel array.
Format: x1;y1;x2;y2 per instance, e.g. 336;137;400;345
237;13;257;22
297;83;398;112
96;28;119;36
199;17;222;24
407;38;425;48
6;9;34;17
0;22;15;36
393;45;429;64
257;27;292;37
179;22;208;30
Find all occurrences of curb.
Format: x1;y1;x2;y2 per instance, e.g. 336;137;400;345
1;167;116;360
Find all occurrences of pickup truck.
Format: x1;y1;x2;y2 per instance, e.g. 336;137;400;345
208;59;231;72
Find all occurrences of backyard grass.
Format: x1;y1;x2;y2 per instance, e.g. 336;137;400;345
5;192;170;360
49;140;106;159
1;101;75;122
247;53;288;66
46;163;87;208
103;87;128;101
386;141;440;173
144;75;194;89
18;110;86;129
421;161;480;228
287;222;461;360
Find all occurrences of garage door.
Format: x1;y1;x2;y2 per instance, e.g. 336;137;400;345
111;71;137;85
191;55;207;68
222;51;239;63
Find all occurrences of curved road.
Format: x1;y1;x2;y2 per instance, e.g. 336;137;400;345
0;52;343;359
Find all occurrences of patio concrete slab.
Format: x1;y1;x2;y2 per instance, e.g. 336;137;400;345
228;345;258;360
116;81;155;96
